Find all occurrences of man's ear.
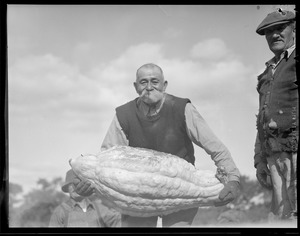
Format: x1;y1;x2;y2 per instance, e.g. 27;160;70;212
133;82;138;93
163;80;168;92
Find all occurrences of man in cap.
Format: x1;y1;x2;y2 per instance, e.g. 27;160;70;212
49;169;121;227
254;8;297;221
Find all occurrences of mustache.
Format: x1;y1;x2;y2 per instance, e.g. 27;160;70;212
139;89;163;97
140;88;155;96
139;89;164;104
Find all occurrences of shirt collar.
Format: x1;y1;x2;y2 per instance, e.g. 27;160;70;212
69;198;95;210
265;44;295;67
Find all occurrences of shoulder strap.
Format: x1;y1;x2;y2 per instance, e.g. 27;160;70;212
93;202;107;227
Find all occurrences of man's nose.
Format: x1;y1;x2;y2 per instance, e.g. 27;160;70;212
146;82;153;90
271;29;282;37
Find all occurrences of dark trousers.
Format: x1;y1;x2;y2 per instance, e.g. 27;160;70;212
121;207;198;227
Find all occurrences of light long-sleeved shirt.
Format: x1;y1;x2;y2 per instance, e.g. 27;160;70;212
101;102;240;182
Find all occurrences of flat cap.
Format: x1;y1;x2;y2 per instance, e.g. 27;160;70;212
61;169;77;192
256;9;295;35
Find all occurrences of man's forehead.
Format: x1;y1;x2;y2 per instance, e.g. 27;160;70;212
137;67;163;78
139;66;161;73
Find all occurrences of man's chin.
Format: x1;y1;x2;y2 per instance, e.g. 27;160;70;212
141;93;164;105
142;99;159;106
270;44;285;54
140;96;158;105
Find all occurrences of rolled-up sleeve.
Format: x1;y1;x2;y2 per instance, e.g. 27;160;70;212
101;114;129;151
185;103;240;182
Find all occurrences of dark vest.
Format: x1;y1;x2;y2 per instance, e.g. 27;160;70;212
116;94;195;165
256;50;298;154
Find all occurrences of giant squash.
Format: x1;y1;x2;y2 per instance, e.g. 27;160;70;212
69;145;228;217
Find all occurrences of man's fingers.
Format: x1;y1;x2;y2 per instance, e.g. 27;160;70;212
214;201;227;207
263;167;271;176
218;189;228;200
72;177;81;186
76;180;91;192
220;193;234;202
214;198;232;207
257;173;272;189
257;175;267;187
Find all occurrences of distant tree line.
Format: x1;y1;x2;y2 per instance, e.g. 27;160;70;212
8;175;272;227
9;177;68;227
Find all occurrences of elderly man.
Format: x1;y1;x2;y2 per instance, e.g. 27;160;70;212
75;63;240;227
254;9;297;221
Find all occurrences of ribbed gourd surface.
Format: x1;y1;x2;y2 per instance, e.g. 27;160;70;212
70;146;226;217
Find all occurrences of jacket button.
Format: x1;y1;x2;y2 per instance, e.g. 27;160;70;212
278;110;283;114
269;119;278;129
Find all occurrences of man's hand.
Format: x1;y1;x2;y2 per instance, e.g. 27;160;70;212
73;177;95;197
215;181;240;207
256;162;272;190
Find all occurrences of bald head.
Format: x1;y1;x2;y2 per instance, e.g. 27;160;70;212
136;63;164;81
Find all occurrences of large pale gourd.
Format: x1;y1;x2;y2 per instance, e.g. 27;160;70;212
69;146;228;217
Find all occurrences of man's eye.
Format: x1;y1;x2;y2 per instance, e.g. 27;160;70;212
277;26;284;31
280;25;287;30
277;24;288;31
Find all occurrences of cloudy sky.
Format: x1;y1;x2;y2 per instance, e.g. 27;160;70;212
7;4;295;194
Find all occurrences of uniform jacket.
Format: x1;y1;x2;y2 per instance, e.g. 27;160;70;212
256;48;298;156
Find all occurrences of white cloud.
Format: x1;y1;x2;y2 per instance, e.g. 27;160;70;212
9;41;252;124
113;42;165;70
190;38;230;60
8;40;257;143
